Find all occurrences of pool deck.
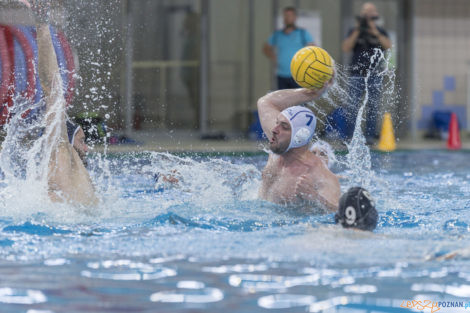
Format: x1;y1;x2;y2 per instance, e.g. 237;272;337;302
92;131;470;153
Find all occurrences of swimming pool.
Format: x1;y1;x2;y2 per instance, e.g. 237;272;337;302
0;150;469;313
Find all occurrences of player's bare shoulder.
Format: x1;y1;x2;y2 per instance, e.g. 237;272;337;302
302;151;337;183
304;151;325;171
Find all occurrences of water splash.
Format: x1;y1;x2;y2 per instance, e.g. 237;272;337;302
142;152;261;206
306;48;398;191
0;72;87;221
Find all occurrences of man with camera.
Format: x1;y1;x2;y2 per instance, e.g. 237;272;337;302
342;2;391;143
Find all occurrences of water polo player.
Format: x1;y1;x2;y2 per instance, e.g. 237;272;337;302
23;0;98;206
335;187;378;231
310;140;337;168
66;120;89;167
257;87;340;211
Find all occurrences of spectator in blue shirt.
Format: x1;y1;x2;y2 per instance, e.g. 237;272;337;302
342;2;391;142
263;7;315;90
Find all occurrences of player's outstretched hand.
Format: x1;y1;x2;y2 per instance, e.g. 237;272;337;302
19;0;51;23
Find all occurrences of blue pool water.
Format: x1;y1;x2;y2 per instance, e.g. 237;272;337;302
1;150;470;313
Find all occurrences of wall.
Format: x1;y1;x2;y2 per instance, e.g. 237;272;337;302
414;0;470;133
208;0;342;132
208;0;250;131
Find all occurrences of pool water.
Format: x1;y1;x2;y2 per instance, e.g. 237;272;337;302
0;150;470;313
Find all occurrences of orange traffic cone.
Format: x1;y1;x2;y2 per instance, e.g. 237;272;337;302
447;113;461;150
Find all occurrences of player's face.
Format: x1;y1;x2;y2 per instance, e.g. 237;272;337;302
283;10;296;27
361;3;379;19
73;127;88;164
311;147;329;166
270;114;291;154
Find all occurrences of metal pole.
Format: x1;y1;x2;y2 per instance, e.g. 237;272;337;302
271;0;279;90
397;0;407;137
272;0;278;34
199;0;209;134
124;0;134;135
467;62;470;131
409;0;417;140
340;0;353;67
294;0;300;10
247;0;254;116
159;66;166;129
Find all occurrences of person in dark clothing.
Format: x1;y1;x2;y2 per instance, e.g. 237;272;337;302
342;2;391;142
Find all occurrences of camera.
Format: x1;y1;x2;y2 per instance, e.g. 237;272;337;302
356;15;379;32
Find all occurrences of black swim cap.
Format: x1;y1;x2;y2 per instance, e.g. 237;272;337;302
335;187;378;231
66;120;80;145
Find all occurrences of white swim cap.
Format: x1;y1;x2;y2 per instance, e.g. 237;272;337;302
280;105;316;152
310;140;336;168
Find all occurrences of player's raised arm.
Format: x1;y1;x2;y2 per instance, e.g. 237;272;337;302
28;0;69;145
256;88;326;140
36;24;60;99
21;0;58;99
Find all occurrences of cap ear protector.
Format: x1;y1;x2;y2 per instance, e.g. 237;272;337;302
335;187;378;231
280;106;316;153
293;127;312;146
66;120;80;146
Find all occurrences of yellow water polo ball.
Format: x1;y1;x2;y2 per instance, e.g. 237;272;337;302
290;46;334;89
